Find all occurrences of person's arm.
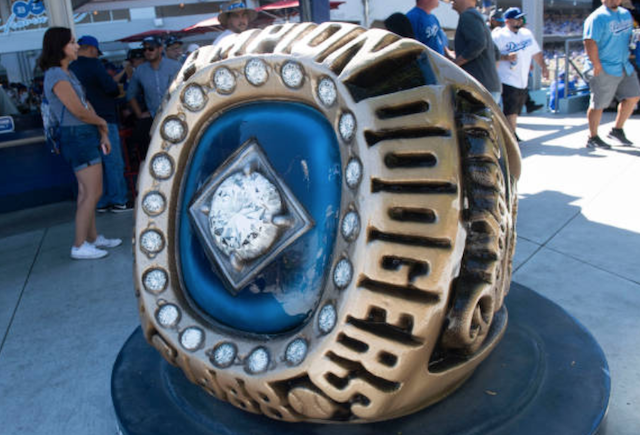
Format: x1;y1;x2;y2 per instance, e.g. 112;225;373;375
584;39;602;76
533;52;549;80
454;14;486;66
126;70;150;119
53;81;111;153
92;59;119;97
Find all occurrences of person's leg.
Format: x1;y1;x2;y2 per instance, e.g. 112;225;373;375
74;163;103;247
587;106;603;138
614;96;640;129
507;114;518;132
98;123;129;208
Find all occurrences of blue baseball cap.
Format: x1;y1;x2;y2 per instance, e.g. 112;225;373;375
489;9;505;23
78;35;103;55
504;7;526;20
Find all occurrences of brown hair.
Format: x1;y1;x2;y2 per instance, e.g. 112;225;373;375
38;27;72;71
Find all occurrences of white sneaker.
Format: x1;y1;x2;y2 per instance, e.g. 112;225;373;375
71;242;109;260
93;234;123;249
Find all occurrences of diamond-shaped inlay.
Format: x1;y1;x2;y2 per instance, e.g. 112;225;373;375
245;58;268;86
182;84;206;111
281;62;304;88
214;67;236;93
189;140;314;293
317;77;337;107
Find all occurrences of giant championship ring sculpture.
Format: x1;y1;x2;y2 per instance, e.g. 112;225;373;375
134;22;520;423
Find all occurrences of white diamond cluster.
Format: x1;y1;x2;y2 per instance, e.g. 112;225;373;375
144;268;168;293
318;304;337;334
212;342;236;368
339;112;356;142
341;211;360;241
182;84;206;111
180;327;204;351
143;192;166;216
281;62;304;88
333;259;353;289
209;171;283;261
162;118;186;143
285;339;308;366
157;304;180;328
345;158;362;189
317;78;337;106
245;59;268;86
141;230;164;254
247;347;270;374
151;154;173;180
214;67;236;93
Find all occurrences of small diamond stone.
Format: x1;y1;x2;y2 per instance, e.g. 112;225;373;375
285;339;308;366
141;230;164;254
246;347;270;374
245;58;268;86
180;327;204;351
209;171;282;261
183;84;206;111
157;304;180;328
143;268;168;293
151;154;173;180
281;62;304;88
345;158;362;189
212;342;237;368
162;118;186;143
143;192;166;216
333;259;353;289
317;77;337;106
339;112;356;142
214;67;236;93
318;304;337;334
341;211;360;241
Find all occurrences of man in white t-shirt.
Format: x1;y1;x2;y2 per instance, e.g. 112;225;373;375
212;1;258;47
492;7;549;138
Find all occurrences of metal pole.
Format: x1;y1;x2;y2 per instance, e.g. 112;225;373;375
554;54;560;113
362;0;370;28
564;39;570;105
522;0;544;90
300;0;312;22
43;0;74;31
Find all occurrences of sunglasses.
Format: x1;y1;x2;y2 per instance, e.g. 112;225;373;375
144;46;158;52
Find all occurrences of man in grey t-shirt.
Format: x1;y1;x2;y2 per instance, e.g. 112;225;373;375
451;0;501;103
126;36;181;119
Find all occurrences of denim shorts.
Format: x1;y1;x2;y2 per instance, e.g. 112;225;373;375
60;124;102;172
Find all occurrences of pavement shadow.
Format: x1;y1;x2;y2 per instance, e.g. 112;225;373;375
516;189;640;283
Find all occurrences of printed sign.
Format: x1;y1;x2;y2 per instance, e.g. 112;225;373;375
0;116;15;134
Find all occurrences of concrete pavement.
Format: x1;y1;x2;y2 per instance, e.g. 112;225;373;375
0;110;638;434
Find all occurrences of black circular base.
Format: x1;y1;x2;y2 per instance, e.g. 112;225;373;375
112;283;610;435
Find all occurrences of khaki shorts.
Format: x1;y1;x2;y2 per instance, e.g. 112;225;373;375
589;69;640;110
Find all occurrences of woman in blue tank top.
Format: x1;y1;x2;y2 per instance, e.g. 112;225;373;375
40;27;123;260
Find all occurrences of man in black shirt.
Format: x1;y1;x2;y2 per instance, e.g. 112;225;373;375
451;0;502;104
70;35;130;212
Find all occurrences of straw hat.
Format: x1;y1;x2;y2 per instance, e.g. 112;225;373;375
218;1;258;27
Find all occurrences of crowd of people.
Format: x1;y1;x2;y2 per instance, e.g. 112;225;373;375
37;0;250;260
10;0;640;260
543;12;588;36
